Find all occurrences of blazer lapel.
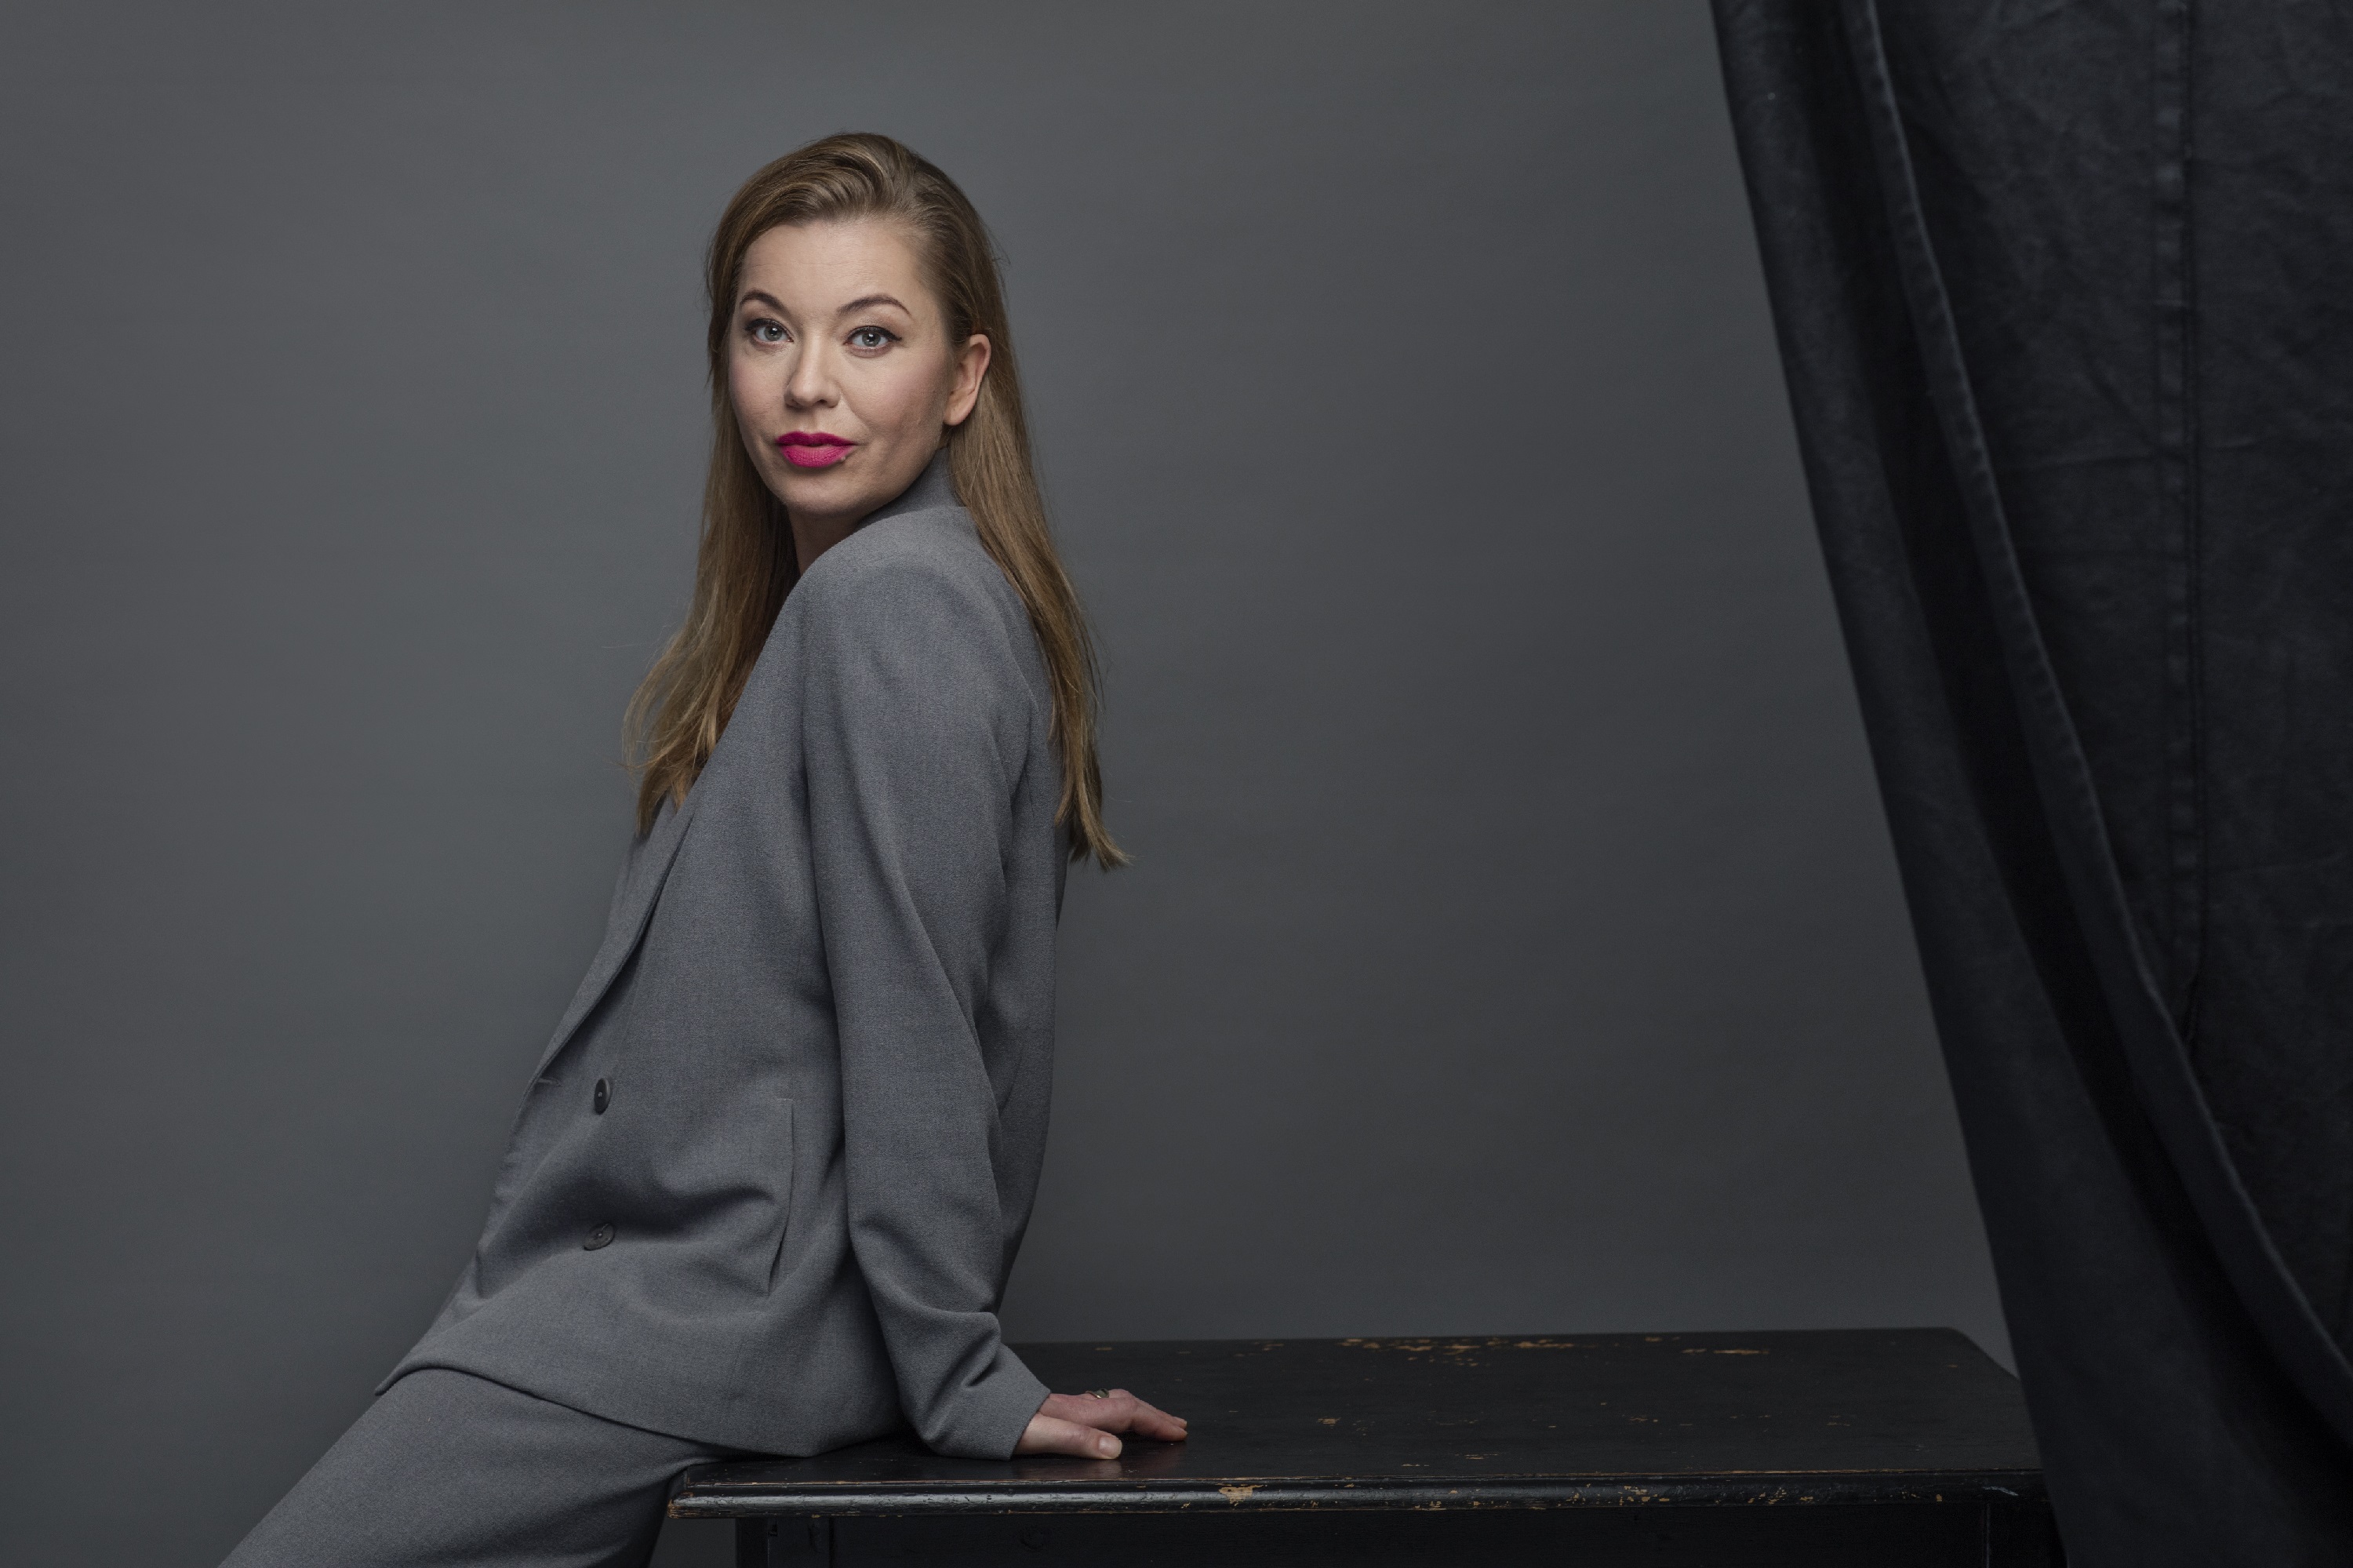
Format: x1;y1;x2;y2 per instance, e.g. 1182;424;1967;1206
530;791;701;1079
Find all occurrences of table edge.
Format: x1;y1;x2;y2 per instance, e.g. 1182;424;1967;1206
670;1468;2048;1518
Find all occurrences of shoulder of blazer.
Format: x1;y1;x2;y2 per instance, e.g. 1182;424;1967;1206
798;504;1002;605
789;508;1037;695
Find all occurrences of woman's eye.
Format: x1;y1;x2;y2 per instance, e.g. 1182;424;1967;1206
849;327;896;350
748;319;787;344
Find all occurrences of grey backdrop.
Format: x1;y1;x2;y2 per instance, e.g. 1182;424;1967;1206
0;3;2004;1564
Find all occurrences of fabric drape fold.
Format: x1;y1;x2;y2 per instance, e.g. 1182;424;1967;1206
1711;2;2353;1561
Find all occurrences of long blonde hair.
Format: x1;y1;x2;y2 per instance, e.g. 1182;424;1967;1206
626;133;1122;867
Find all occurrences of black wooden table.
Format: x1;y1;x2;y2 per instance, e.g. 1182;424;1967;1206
675;1328;2058;1566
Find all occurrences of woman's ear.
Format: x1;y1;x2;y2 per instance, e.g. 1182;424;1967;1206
945;333;992;427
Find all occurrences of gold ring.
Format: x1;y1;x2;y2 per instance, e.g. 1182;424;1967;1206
1086;1388;1110;1398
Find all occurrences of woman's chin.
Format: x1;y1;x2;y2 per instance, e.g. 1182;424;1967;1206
772;446;921;521
773;463;860;509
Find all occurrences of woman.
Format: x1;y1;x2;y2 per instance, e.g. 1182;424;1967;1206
223;133;1184;1568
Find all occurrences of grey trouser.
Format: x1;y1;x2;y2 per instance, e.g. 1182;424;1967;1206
220;1368;754;1568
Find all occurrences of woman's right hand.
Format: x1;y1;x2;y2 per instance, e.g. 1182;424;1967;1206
1016;1388;1188;1459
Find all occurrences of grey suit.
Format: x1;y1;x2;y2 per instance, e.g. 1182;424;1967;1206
222;1370;751;1568
385;456;1064;1462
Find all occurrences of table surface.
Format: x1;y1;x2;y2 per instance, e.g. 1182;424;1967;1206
672;1328;2042;1518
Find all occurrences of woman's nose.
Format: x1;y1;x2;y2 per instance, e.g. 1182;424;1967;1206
784;347;836;409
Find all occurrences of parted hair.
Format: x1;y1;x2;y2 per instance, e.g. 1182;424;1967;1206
626;133;1122;866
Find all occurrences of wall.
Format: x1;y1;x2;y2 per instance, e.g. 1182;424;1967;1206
0;4;2003;1563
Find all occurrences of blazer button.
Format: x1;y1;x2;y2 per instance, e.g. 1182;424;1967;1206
592;1078;610;1114
584;1223;615;1250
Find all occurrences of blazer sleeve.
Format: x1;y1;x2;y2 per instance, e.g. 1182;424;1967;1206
797;542;1053;1461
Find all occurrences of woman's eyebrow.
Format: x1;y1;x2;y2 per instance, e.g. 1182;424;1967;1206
736;290;912;317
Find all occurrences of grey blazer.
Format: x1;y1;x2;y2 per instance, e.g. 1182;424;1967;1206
384;457;1064;1461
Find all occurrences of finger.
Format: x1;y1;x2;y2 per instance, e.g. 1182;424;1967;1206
1015;1413;1124;1460
1082;1384;1186;1431
1125;1399;1190;1439
1093;1389;1188;1438
1043;1389;1189;1439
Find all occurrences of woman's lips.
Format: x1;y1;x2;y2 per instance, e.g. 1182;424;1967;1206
777;431;856;469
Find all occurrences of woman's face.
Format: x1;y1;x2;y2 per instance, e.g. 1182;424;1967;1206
727;218;989;558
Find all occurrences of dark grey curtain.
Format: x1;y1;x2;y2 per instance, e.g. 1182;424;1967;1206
1709;3;2353;1563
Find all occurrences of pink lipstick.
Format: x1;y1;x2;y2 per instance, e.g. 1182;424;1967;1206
777;431;855;469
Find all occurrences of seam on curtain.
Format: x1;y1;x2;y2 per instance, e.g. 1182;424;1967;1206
2153;0;2206;1035
1836;0;2353;1449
